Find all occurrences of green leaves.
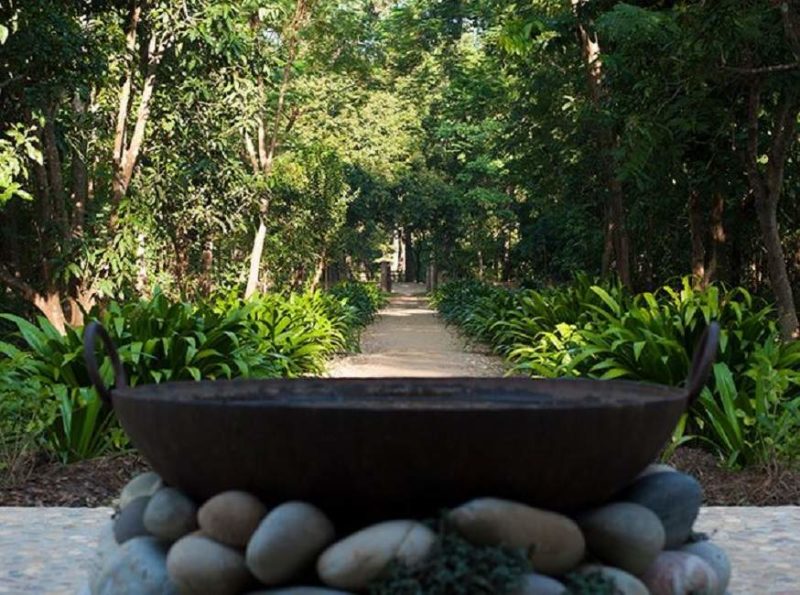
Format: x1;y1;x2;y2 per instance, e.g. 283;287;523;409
435;275;800;468
0;282;383;463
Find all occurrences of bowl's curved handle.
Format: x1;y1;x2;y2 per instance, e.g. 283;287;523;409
686;321;720;406
83;321;127;406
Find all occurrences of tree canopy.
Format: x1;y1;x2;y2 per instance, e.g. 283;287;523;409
1;0;799;339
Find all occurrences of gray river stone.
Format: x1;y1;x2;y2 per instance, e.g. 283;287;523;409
166;534;251;595
113;496;151;544
317;520;435;590
246;589;354;595
512;573;567;595
144;487;198;541
119;472;163;509
578;501;665;575
574;565;649;595
246;501;335;585
93;536;178;595
618;471;702;548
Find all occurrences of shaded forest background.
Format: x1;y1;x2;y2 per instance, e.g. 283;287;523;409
1;0;799;340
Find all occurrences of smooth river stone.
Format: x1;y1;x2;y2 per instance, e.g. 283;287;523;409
94;536;178;595
641;551;719;595
246;589;354;595
680;541;730;595
114;496;151;544
512;573;567;595
577;502;665;575
636;463;676;479
144;487;198;541
618;472;702;548
317;520;436;590
88;522;119;592
246;501;335;585
167;534;251;595
448;497;585;575
119;472;163;509
574;565;648;595
198;490;267;547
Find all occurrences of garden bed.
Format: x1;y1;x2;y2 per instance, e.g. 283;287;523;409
1;448;797;508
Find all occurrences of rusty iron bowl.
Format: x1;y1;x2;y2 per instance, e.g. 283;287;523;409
84;322;719;522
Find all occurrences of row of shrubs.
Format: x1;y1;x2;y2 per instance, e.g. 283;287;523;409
0;282;386;468
431;275;800;468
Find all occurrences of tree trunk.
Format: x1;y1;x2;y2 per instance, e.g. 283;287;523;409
310;250;326;292
245;218;267;299
201;239;214;296
744;81;799;340
756;202;799;339
688;190;706;288
705;192;726;286
571;1;631;287
608;177;631;286
403;228;415;282
0;266;68;332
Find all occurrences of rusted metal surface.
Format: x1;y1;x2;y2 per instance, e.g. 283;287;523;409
84;322;718;522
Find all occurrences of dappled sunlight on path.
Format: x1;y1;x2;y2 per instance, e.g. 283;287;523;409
327;283;504;377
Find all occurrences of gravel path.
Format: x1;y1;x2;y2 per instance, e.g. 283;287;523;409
327;282;505;377
1;506;798;593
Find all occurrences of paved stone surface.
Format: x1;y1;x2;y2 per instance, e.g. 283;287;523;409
2;506;798;593
0;507;112;594
695;506;800;594
327;282;505;377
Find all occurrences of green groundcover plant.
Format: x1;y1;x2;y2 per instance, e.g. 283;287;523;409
432;276;800;468
0;282;384;466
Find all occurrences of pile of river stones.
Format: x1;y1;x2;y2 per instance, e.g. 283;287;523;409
84;464;731;595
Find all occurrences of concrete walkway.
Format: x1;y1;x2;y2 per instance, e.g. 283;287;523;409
327;282;504;377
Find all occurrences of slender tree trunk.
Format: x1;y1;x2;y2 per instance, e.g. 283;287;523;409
572;0;631;286
705;192;726;285
201;239;214;296
242;1;311;297
744;81;799;340
112;4;169;208
245;219;268;298
69;90;91;242
310;249;326;292
403;228;415;282
688;190;706;288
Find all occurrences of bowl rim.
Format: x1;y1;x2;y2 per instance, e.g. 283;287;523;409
110;376;688;410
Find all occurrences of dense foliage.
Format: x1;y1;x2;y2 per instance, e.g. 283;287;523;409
0;282;383;466
2;1;799;337
2;0;799;478
432;278;800;467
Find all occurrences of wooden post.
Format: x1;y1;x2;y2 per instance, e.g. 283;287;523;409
380;261;392;293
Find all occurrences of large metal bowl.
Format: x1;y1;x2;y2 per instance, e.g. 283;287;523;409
85;323;718;522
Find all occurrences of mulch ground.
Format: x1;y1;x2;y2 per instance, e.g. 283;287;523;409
0;448;797;508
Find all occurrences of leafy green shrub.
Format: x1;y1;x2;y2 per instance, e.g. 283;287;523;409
0;284;381;463
328;281;387;328
434;276;800;467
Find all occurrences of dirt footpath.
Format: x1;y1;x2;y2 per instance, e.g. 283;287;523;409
327;282;504;377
